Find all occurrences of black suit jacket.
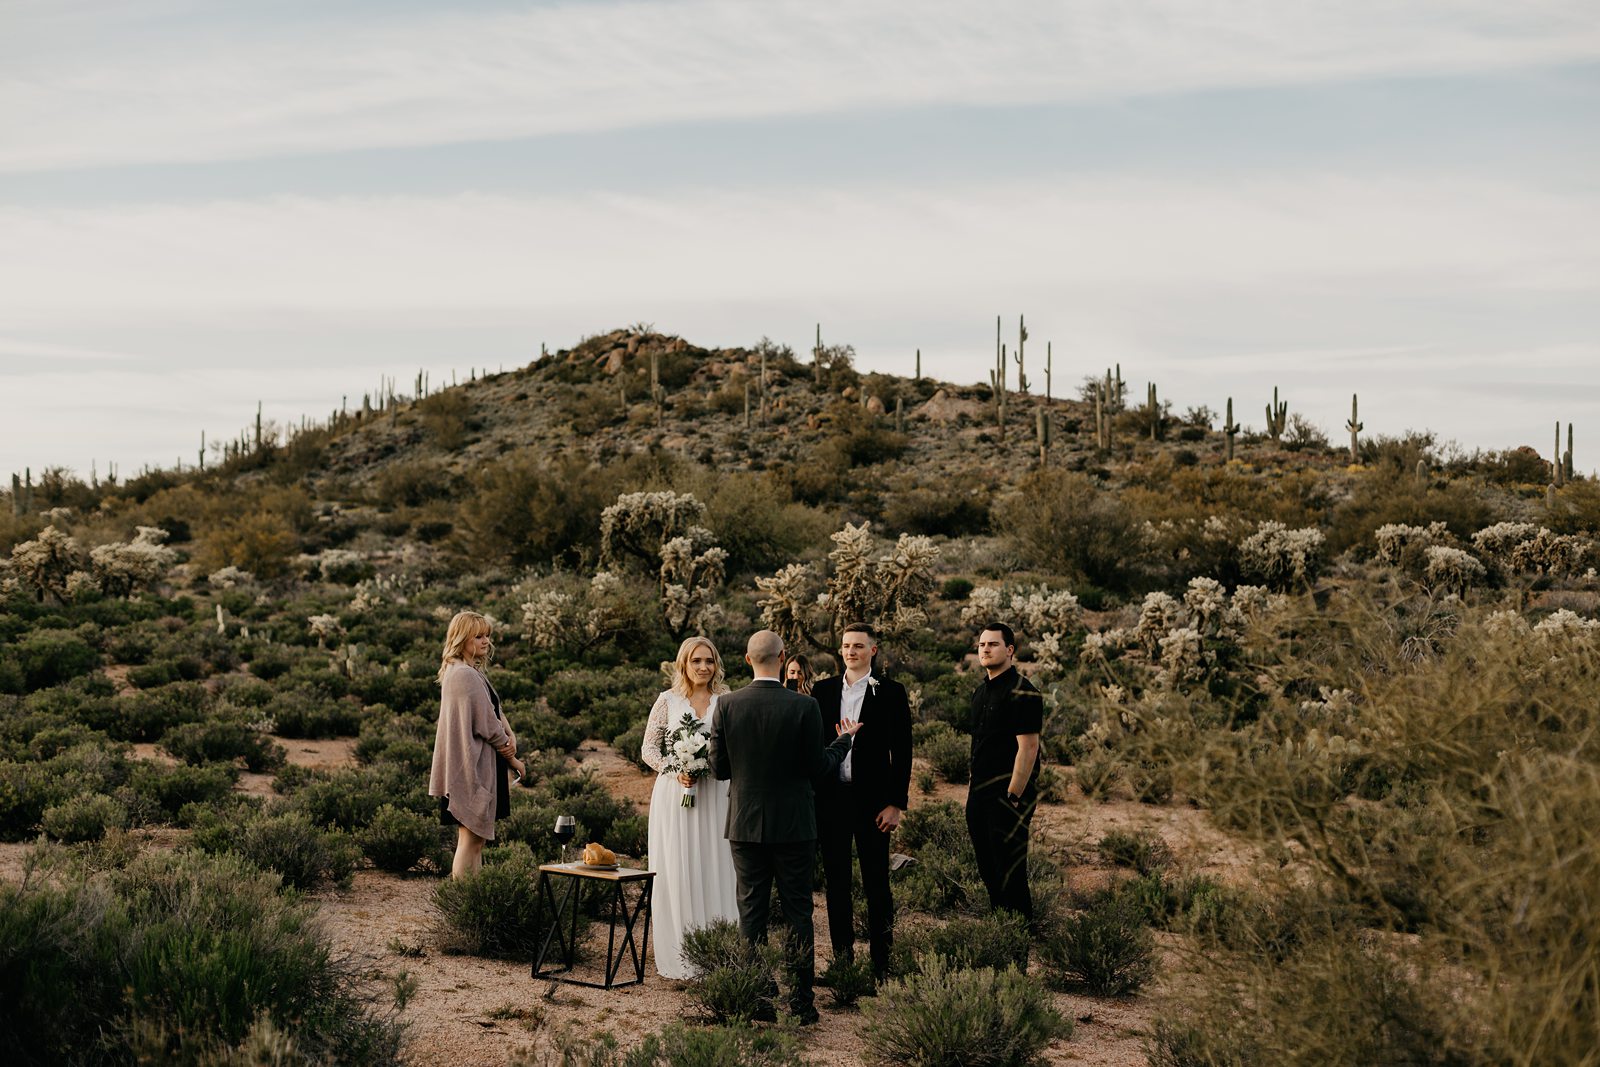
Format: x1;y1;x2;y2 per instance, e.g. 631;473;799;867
812;672;913;813
710;679;853;844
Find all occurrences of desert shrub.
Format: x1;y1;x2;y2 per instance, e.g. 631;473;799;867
891;909;1030;976
0;849;403;1065
630;1021;803;1066
160;720;286;772
821;952;878;1007
40;793;128;843
1098;828;1173;875
194;809;360;890
1144;1017;1258;1067
681;918;780;1023
611;722;650;772
279;761;430;832
920;725;970;784
358;803;445;873
607;812;648;857
10;629;100;691
861;958;1069;1067
896;802;985;915
882;479;992;537
432;842;545;959
699;472;835;575
115;681;210;742
994;468;1144;591
371;458;454;509
458;452;623;567
1040;889;1156;996
123;761;238;821
543;665;661;717
264;685;363;739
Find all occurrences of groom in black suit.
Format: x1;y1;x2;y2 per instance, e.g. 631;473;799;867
812;622;913;980
710;629;858;1024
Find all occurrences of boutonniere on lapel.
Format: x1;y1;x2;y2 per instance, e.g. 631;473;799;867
865;676;879;696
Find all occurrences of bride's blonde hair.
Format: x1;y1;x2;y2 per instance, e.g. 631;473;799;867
671;636;729;698
438;611;493;684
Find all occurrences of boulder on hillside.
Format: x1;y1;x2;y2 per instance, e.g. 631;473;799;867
917;389;985;423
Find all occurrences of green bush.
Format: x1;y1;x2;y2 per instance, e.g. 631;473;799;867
861;958;1070;1067
123;760;238;821
821;952;878;1007
896;802;985;915
921;727;970;785
194;810;360;890
892;910;1031;976
433;842;544;959
40;793;128;843
994;468;1144;592
1074;750;1119;800
681;918;780;1023
279;762;430;832
0;849;403;1065
358;803;444;873
160;720;286;772
115;682;210;742
612;722;651;772
264;685;363;739
10;629;101;691
1041;889;1156;996
1097;829;1173;876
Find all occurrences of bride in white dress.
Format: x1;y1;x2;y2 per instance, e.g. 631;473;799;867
641;636;740;979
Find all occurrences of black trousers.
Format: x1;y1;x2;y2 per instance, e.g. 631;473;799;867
965;789;1034;922
729;839;818;1013
816;784;893;975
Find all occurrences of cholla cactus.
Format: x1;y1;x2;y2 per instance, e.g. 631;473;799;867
1374;522;1449;566
304;548;366;582
1153;626;1207;689
1079;628;1129;671
1011;584;1081;636
1182;577;1228;634
1423;546;1486;592
601;491;726;639
1470;522;1540;564
1240;521;1325;588
9;525;84;602
1133;592;1185;653
88;527;176;597
1509;528;1588;576
208;565;256;590
307;614;343;648
521;570;642;652
522;589;580;649
958;585;1005;626
1482;609;1531;639
755;522;941;651
1532;608;1600;637
65;570;99;601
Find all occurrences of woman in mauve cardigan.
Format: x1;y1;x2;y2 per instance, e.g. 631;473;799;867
428;611;524;879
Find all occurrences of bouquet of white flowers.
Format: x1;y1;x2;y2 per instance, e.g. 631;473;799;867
664;710;711;808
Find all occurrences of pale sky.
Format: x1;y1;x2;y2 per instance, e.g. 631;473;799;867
2;0;1597;481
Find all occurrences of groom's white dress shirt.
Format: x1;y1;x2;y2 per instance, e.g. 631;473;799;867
837;673;872;783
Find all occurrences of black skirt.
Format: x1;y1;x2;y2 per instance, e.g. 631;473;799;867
439;758;511;827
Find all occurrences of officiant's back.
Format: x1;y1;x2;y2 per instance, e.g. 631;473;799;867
709;679;850;844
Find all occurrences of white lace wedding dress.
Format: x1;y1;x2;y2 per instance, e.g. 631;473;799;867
641;689;739;979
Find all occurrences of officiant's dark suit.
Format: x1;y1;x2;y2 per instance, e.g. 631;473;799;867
710;677;853;1019
812;670;912;977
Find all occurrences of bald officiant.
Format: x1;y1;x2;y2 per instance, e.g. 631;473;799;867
709;629;859;1025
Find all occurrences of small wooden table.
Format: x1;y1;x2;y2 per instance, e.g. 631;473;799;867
531;862;655;989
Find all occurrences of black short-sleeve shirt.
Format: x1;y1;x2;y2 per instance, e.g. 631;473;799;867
969;666;1044;796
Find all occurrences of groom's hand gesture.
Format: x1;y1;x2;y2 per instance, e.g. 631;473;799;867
835;720;862;739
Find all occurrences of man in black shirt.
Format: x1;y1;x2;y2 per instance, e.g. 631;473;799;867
966;621;1043;923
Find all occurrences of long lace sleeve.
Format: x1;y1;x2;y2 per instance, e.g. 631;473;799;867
640;692;672;774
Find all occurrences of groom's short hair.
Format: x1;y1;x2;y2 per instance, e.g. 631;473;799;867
747;629;784;667
841;621;876;642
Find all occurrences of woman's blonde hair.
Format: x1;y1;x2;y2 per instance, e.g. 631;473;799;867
671;636;729;698
438;611;493;684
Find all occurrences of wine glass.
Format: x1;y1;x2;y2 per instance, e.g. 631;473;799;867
554;814;575;864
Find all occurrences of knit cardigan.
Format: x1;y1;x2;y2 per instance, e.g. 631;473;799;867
428;662;513;840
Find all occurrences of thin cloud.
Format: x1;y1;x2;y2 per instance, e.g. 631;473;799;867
4;0;1598;171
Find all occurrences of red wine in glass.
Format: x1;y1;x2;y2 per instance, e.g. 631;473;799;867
554;815;575;863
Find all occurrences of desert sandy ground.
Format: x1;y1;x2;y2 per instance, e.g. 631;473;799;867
1;734;1260;1067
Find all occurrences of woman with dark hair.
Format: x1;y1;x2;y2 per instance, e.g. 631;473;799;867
784;653;815;695
428;611;524;879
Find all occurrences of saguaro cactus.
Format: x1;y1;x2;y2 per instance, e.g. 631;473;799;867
1224;398;1239;461
1013;314;1030;393
1094;379;1113;453
1565;423;1574;482
1265;387;1287;444
989;339;1009;442
650;351;665;424
1147;382;1160;440
895;396;905;433
813;323;823;386
199;430;206;471
1036;407;1051;464
1345;394;1363;463
914;348;921;382
743;382;752;428
1045;342;1053;402
1555;422;1565;487
10;473;21;516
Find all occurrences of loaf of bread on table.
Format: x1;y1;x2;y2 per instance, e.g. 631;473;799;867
581;842;616;865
